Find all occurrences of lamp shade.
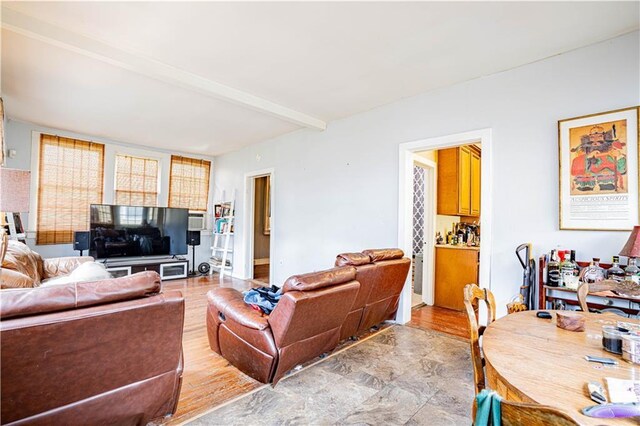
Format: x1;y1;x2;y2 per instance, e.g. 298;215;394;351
0;168;31;212
620;225;640;258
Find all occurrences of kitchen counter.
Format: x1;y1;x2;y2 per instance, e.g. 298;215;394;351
435;244;480;251
434;245;481;311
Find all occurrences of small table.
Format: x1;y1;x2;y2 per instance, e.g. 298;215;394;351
483;310;639;425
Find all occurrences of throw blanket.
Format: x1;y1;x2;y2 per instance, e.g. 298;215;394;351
243;285;282;314
475;389;502;426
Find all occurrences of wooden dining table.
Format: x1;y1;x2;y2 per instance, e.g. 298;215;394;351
482;310;639;425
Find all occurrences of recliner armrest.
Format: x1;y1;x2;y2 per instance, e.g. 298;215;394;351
43;256;95;278
207;288;269;330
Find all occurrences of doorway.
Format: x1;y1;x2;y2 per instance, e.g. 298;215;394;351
411;156;436;308
252;176;271;284
243;169;274;284
397;129;492;325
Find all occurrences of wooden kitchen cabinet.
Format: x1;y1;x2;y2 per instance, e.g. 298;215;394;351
437;145;481;217
470;148;481;217
434;246;480;311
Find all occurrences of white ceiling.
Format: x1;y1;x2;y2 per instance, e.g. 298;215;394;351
2;2;638;156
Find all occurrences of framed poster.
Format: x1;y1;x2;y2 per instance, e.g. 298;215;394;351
559;106;639;230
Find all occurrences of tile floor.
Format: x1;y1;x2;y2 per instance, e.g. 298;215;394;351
188;325;474;425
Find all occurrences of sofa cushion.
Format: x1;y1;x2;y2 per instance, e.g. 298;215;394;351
2;240;45;284
363;248;404;262
0;271;161;320
335;252;372;267
0;268;35;289
282;266;356;293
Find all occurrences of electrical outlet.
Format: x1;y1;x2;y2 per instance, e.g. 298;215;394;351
8;149;16;159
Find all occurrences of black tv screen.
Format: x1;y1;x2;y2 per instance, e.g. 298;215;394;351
89;204;189;259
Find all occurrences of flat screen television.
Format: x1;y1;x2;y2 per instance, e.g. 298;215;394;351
89;204;189;259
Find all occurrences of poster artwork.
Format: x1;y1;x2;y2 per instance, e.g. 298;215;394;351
568;119;629;220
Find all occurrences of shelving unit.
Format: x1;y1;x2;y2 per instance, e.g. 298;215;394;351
209;190;235;278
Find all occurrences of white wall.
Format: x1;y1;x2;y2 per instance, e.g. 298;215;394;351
3;119;214;267
214;32;640;316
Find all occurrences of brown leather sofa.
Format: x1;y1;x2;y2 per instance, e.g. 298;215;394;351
0;238;94;289
0;271;185;425
207;266;359;384
335;248;411;340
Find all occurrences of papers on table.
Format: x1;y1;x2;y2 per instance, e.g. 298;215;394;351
606;378;640;403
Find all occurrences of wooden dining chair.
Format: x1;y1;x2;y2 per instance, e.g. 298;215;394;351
463;283;496;395
501;399;578;426
577;280;640;316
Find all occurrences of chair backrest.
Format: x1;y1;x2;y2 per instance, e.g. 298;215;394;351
463;283;496;395
501;399;578;426
577;280;626;313
268;266;359;348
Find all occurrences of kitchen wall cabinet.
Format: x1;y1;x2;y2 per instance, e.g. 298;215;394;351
437;145;481;217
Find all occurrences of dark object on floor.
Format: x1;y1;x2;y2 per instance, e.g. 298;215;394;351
198;262;211;275
0;271;185;425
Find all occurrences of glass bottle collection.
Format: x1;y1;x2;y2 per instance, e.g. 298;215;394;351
546;249;640;288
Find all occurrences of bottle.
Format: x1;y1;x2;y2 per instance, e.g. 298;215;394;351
570;250;581;277
624;257;640;284
557;250;566;287
547;250;561;287
607;256;625;282
561;250;579;289
581;258;605;284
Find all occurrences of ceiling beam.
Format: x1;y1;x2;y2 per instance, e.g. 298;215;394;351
1;7;327;131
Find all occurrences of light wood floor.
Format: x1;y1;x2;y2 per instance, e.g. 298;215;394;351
409;304;470;340
161;274;263;425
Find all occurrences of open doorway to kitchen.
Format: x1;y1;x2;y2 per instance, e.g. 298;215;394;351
243;169;274;285
397;129;492;332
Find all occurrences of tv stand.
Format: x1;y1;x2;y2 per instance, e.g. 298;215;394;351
103;257;188;281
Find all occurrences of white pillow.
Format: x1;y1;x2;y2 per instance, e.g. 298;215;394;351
41;262;112;287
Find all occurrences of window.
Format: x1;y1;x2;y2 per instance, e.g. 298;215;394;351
37;134;104;244
115;154;158;206
168;155;211;211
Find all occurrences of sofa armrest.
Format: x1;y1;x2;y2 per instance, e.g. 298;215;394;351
43;256;95;278
207;288;269;330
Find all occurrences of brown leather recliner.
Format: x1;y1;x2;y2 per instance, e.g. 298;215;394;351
0;271;185;425
207;266;359;384
336;248;411;340
0;239;94;289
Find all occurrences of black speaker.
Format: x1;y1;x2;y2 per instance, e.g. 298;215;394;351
73;231;90;255
187;230;201;246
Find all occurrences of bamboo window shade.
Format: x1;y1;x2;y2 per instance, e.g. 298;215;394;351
115;154;158;206
168;155;211;211
36;134;104;245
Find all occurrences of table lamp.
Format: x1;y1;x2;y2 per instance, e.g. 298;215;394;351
620;226;640;258
0;168;31;240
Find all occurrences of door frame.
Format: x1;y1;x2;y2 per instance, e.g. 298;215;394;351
412;156;437;306
242;168;275;283
396;129;492;324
